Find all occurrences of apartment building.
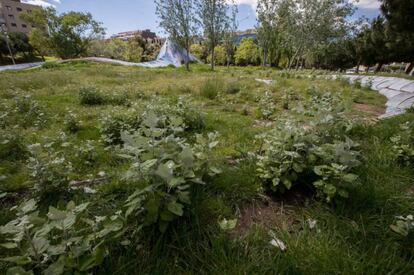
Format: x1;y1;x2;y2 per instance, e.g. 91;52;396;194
111;29;164;45
0;0;38;34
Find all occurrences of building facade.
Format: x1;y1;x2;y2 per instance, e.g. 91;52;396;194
111;29;164;45
0;0;38;34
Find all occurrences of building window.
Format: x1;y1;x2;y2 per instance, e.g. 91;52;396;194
8;14;14;19
11;23;17;27
16;7;22;12
22;24;27;28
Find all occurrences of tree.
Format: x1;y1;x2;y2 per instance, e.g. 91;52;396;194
381;0;414;34
222;4;238;67
155;0;198;70
124;38;144;62
190;43;207;61
21;7;104;59
196;0;236;70
234;38;260;66
256;0;280;67
207;44;226;65
381;0;414;74
9;32;34;58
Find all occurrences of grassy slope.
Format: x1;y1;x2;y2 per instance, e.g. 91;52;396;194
0;63;413;274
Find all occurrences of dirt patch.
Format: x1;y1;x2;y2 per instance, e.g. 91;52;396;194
234;195;305;238
354;103;385;117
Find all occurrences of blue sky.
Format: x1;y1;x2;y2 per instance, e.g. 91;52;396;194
22;0;382;37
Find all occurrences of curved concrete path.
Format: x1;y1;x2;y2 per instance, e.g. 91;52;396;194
337;75;414;118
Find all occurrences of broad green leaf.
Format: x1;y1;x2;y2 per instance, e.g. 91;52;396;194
6;267;33;275
160;210;175;222
178;191;191;204
167;201;184;216
155;163;173;182
179;147;194;168
47;207;67;221
144;197;160;225
1;242;17;249
44;257;65;275
19;199;37;214
31;236;49;255
219;218;237;231
169;177;186;188
343;173;358;183
2;256;31;265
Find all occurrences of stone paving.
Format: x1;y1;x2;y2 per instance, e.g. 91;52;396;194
337;75;414;118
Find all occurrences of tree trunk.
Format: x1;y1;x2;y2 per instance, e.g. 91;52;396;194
366;66;370;73
356;61;360;74
374;62;383;73
405;62;414;75
211;44;215;71
185;39;190;71
289;48;301;70
262;48;268;67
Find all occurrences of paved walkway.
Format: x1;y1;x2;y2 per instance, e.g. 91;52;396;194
0;62;45;72
336;75;414;118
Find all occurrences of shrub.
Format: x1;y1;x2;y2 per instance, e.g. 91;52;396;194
0;199;123;275
64;110;82;133
13;95;47;128
27;143;74;204
256;119;361;203
0;130;27;161
106;91;130;106
120;114;221;232
225;81;241;94
79;86;106;105
258;91;277;119
100;112;137;145
200;78;222;100
390;122;414;166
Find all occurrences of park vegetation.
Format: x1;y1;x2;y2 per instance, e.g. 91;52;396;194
0;61;413;274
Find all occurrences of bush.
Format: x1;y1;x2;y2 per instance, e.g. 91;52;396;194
0;130;27;161
106;91;130;106
0;199;124;275
64;110;82;133
200;79;222;100
390;122;414;166
27;143;74;204
79;86;106;105
13;94;47;128
258;91;277;119
120;114;221;232
100;111;138;145
256;122;361;202
225;81;241;94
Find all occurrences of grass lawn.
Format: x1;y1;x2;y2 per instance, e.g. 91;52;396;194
0;62;413;274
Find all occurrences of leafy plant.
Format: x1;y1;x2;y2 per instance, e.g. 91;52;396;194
256;119;361;202
0;199;123;275
12;94;47;128
200;78;222;100
390;122;414;166
119;110;220;232
27;142;74;204
391;215;414;237
258;91;277;119
0;130;27;161
64;110;82;133
79;86;106;105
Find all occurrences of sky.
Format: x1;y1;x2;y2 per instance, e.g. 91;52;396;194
22;0;383;37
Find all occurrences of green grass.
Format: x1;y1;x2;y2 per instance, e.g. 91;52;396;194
0;62;413;274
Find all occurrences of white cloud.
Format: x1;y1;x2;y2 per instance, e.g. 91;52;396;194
353;0;381;10
230;0;380;10
21;0;61;7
